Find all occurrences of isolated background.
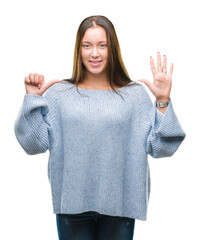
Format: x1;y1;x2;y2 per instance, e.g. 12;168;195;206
1;0;199;239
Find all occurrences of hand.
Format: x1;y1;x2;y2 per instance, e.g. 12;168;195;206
24;73;61;96
138;52;173;102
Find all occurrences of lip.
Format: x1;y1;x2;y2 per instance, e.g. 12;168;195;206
89;60;102;66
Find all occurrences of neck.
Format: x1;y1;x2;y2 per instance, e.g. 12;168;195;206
82;73;109;88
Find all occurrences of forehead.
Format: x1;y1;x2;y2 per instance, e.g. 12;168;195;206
82;26;107;42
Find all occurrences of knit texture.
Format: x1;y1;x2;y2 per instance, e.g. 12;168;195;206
14;81;186;220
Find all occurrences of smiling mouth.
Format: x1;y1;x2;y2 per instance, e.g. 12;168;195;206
89;60;102;66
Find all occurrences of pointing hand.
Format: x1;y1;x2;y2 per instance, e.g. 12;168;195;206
24;73;61;96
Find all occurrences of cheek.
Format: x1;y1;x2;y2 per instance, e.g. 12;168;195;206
81;50;88;61
104;49;108;59
103;50;108;62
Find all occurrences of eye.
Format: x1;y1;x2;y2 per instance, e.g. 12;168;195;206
82;44;90;48
100;44;107;48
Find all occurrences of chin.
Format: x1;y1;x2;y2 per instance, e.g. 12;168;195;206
88;66;108;76
89;71;106;76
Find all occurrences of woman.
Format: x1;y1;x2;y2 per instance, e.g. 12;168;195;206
14;15;186;240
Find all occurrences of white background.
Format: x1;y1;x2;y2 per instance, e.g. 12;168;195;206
0;0;199;239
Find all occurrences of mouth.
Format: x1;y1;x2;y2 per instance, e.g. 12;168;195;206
89;60;102;66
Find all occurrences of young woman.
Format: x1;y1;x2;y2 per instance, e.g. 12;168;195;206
14;15;186;240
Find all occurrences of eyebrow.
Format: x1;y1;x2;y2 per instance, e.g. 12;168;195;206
82;40;107;43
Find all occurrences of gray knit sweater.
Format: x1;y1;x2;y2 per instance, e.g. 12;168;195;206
14;81;186;220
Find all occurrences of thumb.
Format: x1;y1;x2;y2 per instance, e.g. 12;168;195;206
43;79;62;91
138;79;153;90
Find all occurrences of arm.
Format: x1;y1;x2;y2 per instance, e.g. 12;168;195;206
14;93;54;155
14;73;59;155
137;52;185;157
138;85;186;158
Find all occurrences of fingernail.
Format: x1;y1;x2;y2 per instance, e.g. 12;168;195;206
150;56;152;58
164;55;166;57
157;52;160;54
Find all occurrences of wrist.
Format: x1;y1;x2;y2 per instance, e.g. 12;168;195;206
156;97;170;102
156;97;170;110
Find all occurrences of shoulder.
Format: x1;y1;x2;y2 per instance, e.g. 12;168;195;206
128;82;153;106
134;82;150;96
125;81;148;95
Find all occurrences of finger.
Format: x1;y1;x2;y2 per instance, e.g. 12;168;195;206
34;73;39;85
29;73;35;85
38;75;44;89
38;74;44;84
25;76;30;84
39;74;44;83
138;79;153;90
150;56;157;75
168;63;174;77
163;55;167;73
157;52;162;72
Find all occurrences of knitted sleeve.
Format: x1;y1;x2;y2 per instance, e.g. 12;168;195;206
14;85;57;155
137;84;186;158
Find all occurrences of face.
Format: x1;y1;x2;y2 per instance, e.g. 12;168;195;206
81;26;108;78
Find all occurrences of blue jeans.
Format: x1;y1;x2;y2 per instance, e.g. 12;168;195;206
56;211;135;240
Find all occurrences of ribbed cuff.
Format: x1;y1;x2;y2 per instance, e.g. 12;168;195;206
154;99;186;138
23;94;49;117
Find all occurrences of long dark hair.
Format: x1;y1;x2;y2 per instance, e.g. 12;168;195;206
62;15;135;98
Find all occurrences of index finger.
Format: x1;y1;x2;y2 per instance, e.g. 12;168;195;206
39;74;44;83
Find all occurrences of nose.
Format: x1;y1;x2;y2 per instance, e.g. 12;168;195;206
91;47;99;58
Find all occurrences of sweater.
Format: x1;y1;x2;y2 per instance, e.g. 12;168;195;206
14;80;186;220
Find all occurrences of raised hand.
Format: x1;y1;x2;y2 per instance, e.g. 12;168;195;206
138;52;173;102
24;73;61;96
